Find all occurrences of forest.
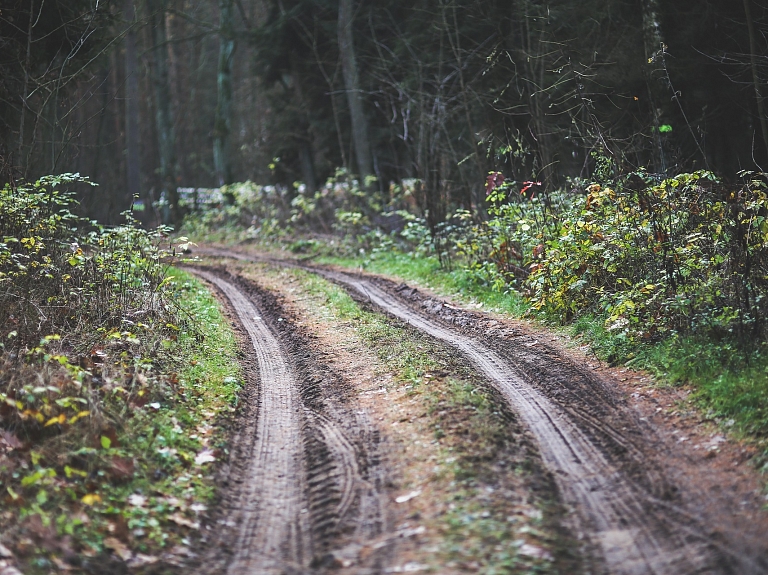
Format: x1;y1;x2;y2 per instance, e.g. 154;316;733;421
2;0;768;573
2;0;768;220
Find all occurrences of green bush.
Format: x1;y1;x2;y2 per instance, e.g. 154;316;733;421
0;174;177;348
468;170;768;350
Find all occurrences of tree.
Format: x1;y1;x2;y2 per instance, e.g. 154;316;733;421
338;0;373;182
147;0;179;222
214;0;236;187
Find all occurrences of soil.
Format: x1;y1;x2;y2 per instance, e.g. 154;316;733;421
188;247;768;575
189;268;392;575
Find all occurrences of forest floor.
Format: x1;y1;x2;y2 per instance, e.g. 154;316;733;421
186;245;768;575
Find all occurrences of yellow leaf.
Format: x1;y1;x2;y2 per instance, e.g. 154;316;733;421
69;410;90;424
81;493;102;506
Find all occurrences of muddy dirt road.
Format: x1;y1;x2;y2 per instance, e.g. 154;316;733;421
191;249;768;575
192;269;391;574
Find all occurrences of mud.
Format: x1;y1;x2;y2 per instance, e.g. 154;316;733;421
189;268;391;574
191;248;768;575
326;270;768;575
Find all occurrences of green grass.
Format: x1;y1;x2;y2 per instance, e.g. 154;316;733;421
320;251;528;316
112;267;245;549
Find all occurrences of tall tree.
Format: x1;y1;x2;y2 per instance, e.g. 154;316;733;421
214;0;235;187
147;0;179;222
338;0;373;181
125;0;141;205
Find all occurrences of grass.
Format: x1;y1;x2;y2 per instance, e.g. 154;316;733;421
319;250;528;317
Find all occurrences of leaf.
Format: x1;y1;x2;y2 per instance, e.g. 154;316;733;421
81;493;101;506
44;414;66;427
0;430;23;450
395;489;422;503
64;465;87;478
100;436;111;449
108;456;135;481
104;537;132;561
127;494;147;507
194;450;216;465
168;513;199;529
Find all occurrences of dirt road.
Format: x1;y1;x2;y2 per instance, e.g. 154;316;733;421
191;249;768;575
192;269;391;574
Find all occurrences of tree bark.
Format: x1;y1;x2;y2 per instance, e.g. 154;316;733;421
641;0;667;173
743;0;768;161
338;0;373;183
125;0;141;206
214;0;235;188
148;0;178;223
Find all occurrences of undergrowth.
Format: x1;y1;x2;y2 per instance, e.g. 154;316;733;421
0;175;243;572
182;167;768;467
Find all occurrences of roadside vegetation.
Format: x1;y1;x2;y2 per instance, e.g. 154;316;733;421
0;175;243;573
182;168;768;471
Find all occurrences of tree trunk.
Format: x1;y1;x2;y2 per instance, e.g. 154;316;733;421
641;0;667;173
743;0;768;161
214;0;235;188
125;0;141;207
338;0;373;183
148;0;178;223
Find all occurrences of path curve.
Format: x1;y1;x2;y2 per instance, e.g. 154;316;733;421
192;270;311;574
196;249;765;574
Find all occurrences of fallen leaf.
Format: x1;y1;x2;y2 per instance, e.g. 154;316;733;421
108;456;135;481
104;537;132;561
51;556;72;570
194;449;216;465
127;493;146;507
81;493;101;506
517;543;553;561
0;431;23;450
168;513;199;530
127;554;159;568
395;489;421;504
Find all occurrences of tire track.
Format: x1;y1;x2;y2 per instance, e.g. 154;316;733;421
193;269;311;574
307;268;747;575
191;268;393;574
194;249;765;573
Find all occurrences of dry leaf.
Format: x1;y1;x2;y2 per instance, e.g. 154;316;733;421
518;543;553;561
127;554;159;568
395;489;421;504
168;513;199;530
104;537;132;561
194;449;216;465
127;493;146;507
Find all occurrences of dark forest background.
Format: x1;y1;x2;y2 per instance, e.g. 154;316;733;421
2;0;768;225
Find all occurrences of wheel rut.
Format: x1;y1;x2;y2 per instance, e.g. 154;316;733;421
193;269;311;574
193;248;768;575
190;269;390;574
